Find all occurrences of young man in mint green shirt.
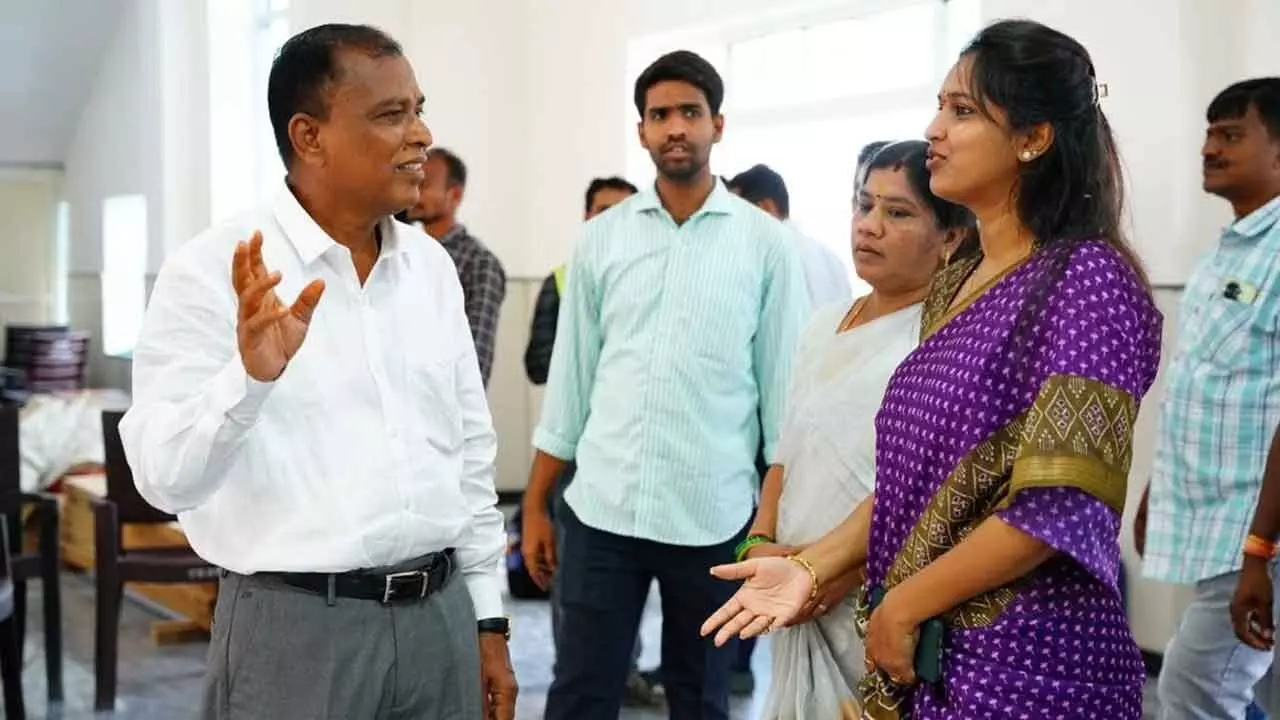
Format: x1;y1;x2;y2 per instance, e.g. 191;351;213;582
521;50;808;720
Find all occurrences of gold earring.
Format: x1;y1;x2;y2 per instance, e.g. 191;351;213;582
1020;150;1035;161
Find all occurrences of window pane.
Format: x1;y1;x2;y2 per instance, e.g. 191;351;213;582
256;14;290;196
944;0;983;62
208;0;257;223
729;2;940;112
101;195;148;358
717;107;935;295
209;0;289;223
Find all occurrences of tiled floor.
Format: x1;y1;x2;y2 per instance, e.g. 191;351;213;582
14;572;1163;719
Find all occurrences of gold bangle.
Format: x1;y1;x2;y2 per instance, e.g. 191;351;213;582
787;554;820;601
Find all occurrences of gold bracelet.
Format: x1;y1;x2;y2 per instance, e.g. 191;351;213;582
787;555;820;601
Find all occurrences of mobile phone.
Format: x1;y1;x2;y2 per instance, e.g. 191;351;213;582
867;586;945;684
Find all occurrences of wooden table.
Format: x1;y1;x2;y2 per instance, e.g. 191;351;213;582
59;473;216;636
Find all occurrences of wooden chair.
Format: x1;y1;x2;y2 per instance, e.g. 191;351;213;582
0;404;63;701
95;410;219;711
0;515;27;719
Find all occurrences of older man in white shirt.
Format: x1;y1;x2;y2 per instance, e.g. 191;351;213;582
119;24;515;720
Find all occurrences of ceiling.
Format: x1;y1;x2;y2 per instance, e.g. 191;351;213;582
0;0;124;167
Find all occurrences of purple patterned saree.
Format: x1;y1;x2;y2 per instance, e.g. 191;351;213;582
857;241;1162;719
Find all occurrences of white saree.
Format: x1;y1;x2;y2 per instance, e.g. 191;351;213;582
762;300;922;720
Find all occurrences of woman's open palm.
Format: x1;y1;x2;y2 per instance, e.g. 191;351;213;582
700;556;814;647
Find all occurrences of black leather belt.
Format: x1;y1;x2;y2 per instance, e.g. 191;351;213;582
267;549;455;604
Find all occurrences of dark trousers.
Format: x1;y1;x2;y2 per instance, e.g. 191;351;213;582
549;470;642;668
545;502;745;720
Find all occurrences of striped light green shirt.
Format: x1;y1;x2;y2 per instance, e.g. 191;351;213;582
534;180;810;546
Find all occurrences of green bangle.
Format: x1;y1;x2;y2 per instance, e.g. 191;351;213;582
734;534;773;563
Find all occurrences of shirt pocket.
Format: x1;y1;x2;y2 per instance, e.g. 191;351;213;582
1188;294;1255;369
677;266;759;367
403;344;464;455
1189;271;1280;379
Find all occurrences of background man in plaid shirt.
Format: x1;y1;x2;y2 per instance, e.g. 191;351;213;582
402;147;506;385
1138;77;1280;719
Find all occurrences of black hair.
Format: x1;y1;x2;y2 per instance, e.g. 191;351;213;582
268;24;403;167
855;140;893;191
584;176;638;213
428;147;467;187
857;140;893;170
633;50;724;117
727;164;790;218
862;141;975;236
1208;77;1280;140
961;19;1144;280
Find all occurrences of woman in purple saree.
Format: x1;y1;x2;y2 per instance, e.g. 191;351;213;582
701;19;1162;719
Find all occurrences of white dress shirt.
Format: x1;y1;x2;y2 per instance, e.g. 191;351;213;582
119;185;506;620
790;225;852;308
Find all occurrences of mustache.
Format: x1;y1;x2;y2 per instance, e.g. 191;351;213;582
1204;157;1229;170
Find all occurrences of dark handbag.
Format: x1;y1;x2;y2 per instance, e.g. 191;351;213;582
867;586;945;684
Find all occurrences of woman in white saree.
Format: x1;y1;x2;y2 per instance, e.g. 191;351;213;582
736;140;974;719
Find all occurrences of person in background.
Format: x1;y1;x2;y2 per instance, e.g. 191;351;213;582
703;19;1161;718
719;161;851;695
728;164;852;308
400;147;506;386
521;49;809;720
519;175;660;707
119;24;515;720
1136;77;1280;719
744;140;972;717
524;177;638;384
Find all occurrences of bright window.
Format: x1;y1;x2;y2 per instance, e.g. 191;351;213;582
209;0;290;223
101;195;148;358
627;0;982;295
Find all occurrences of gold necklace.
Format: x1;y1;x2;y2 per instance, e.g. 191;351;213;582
837;296;869;333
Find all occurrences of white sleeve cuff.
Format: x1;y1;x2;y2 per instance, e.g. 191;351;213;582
463;568;506;621
206;356;276;426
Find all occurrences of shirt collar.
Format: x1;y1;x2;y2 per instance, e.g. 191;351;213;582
632;177;738;220
1224;194;1280;241
437;222;470;248
273;183;411;266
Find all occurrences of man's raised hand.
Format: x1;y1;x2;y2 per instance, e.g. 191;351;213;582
232;231;325;382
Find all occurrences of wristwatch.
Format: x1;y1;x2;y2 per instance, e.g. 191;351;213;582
477;617;511;640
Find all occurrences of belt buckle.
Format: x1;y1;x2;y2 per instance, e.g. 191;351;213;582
382;570;429;604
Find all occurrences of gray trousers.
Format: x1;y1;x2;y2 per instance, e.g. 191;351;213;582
201;564;482;720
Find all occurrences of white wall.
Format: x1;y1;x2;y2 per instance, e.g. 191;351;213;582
61;0;209;389
0;169;63;354
62;0;160;389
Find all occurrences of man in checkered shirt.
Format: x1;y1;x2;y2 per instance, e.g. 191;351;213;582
1138;77;1280;719
401;147;506;385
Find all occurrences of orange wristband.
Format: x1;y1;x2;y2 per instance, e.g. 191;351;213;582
1244;534;1277;560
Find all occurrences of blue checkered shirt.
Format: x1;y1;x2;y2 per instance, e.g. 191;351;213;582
1145;195;1280;584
